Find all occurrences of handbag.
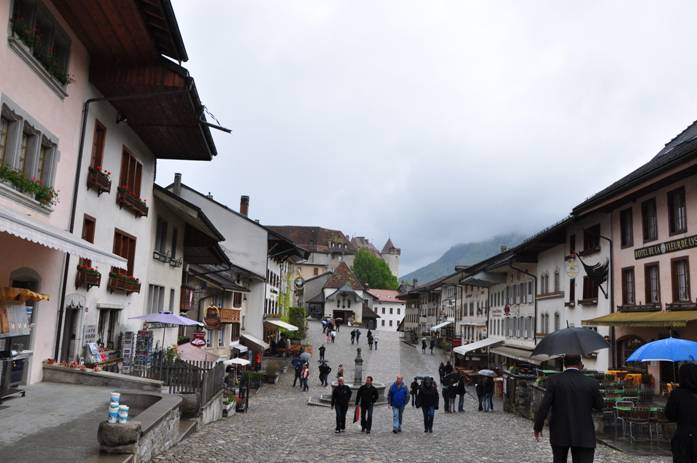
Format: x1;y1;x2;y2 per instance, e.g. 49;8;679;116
353;404;361;423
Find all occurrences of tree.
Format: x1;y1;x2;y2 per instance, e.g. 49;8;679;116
352;249;399;290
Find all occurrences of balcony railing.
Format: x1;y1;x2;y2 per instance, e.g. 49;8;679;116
107;271;141;294
116;186;148;218
86;166;111;195
75;264;101;290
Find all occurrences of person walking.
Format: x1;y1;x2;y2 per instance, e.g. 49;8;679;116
421;339;427;354
438;362;445;383
331;330;336;343
387;375;410;433
533;354;604;463
442;383;450;413
665;363;697;463
483;376;494;412
373;336;378;350
444;361;453;375
448;382;458;413
355;376;379;433
292;358;302;388
456;375;467;412
300;363;310;392
416;376;439;433
350;330;356;345
429;338;435;354
355;330;361;344
331;376;352;433
410;378;419;407
319;345;326;361
319;361;332;387
367;336;374;350
336;364;344;379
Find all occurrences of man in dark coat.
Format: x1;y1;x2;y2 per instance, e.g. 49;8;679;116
444;361;453;375
665;363;697;462
475;379;484;411
429;339;435;354
318;362;332;387
355;376;379;433
416;376;439;432
318;345;326;361
421;339;427;353
355;330;361;343
456;375;467;412
533;354;604;463
350;330;356;344
331;376;352;433
410;378;419;407
292;357;302;388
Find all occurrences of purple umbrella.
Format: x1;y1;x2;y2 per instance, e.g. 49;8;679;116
130;312;203;350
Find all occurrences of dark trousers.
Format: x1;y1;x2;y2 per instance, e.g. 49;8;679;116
458;393;465;412
293;373;300;387
334;404;348;430
411;393;417;407
552;446;595;463
421;406;435;431
360;404;374;431
320;353;325;361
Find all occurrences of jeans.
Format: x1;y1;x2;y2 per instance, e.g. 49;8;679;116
483;392;493;411
391;406;404;430
458;393;465;412
360;404;374;431
301;378;308;391
552;446;595;463
334;404;348;430
411;393;416;407
421;406;435;431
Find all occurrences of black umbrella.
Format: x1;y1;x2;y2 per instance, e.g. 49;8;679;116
442;372;460;386
532;327;609;357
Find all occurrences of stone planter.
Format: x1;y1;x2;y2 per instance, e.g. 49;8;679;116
263;373;280;384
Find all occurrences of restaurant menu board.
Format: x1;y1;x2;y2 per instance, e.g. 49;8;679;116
83;324;98;345
134;330;153;370
121;331;135;374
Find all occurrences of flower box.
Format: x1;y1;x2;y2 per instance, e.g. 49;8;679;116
76;265;101;290
116;186;148;218
86;167;112;195
107;271;141;294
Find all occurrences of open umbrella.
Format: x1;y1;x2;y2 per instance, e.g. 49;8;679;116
478;369;496;377
222;358;251;366
299;352;312;362
532;327;608;357
627;338;697;362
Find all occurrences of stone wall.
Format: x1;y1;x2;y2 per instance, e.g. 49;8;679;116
43;364;162;392
137;406;180;463
200;390;223;425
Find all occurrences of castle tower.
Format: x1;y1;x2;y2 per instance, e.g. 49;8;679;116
381;238;401;278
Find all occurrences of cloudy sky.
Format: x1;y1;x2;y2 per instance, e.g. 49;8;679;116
159;1;697;276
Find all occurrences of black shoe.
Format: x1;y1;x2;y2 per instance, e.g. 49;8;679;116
429;429;433;433
424;429;428;433
335;429;340;433
392;430;397;433
366;430;370;434
398;428;402;433
361;429;365;433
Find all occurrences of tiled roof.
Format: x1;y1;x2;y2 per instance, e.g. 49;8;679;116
267;226;355;254
367;289;402;303
350;236;381;256
324;262;364;290
381;238;400;254
574;122;697;214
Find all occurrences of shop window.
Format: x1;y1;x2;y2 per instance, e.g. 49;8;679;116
644;263;660;304
620;208;634;247
642;198;658;242
672;257;691;302
621;267;635;305
668;187;687;235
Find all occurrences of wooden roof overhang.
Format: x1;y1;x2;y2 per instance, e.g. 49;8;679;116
52;0;216;161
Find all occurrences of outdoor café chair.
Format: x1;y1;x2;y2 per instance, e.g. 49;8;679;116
627;407;654;442
615;401;634;438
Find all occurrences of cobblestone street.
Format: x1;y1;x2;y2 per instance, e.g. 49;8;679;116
157;322;669;463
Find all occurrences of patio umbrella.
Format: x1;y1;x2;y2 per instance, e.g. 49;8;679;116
627;338;697;362
532;327;609;357
130;312;204;350
478;369;496;377
223;358;251;366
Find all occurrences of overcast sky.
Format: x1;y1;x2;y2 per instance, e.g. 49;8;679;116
159;1;697;276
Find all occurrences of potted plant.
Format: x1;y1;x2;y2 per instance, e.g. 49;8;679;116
263;362;280;384
222;392;236;416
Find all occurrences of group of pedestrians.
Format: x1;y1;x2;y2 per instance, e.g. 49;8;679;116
292;360;311;392
421;338;436;354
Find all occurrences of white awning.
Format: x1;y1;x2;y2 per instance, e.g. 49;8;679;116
264;319;299;331
240;332;270;351
453;338;503;356
229;340;248;353
430;320;453;332
0;207;126;267
490;345;546;366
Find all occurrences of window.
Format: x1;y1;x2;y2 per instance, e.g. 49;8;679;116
641;198;658;242
113;229;136;275
582;276;598;300
554;313;560;331
10;0;72;85
147;285;165;313
0;116;9;165
397;308;400;315
621;268;635;305
81;215;95;243
389;307;393;315
569;278;575;303
169;289;175;311
233;292;242;308
313;268;319;276
381;307;385;314
18;124;36;175
620;208;634;247
554;270;560;292
583;224;601;253
119;148;143;197
155;218;168;254
381;320;385;327
569;234;576;254
645;263;660;304
389;320;393;327
36;138;53;185
98;309;120;349
668;187;687;235
528;282;533;300
672;258;691;302
90;121;106;168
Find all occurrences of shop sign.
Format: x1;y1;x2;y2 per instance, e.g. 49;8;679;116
83;324;98;344
635;234;697;260
220;308;241;323
204;306;220;328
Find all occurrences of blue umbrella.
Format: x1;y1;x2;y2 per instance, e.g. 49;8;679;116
627;338;697;363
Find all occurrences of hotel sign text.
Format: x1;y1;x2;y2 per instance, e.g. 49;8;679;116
634;234;697;260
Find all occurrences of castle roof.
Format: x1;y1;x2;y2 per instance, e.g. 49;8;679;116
267;226;355;254
324;262;364;290
381;238;400;254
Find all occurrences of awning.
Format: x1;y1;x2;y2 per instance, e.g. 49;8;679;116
240;332;270;351
453;338;503;356
430;320;454;332
0;208;126;267
264;319;299;332
582;310;697;328
460;321;488;327
490;345;546;366
229;340;248;353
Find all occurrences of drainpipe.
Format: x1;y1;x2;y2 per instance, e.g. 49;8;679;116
600;233;614;369
54;87;195;360
509;263;538;345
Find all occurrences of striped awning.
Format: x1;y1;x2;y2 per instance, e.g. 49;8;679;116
582;310;697;328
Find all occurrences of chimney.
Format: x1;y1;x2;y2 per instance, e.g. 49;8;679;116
240;195;249;216
413;278;418;288
500;245;508;253
172;173;182;196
